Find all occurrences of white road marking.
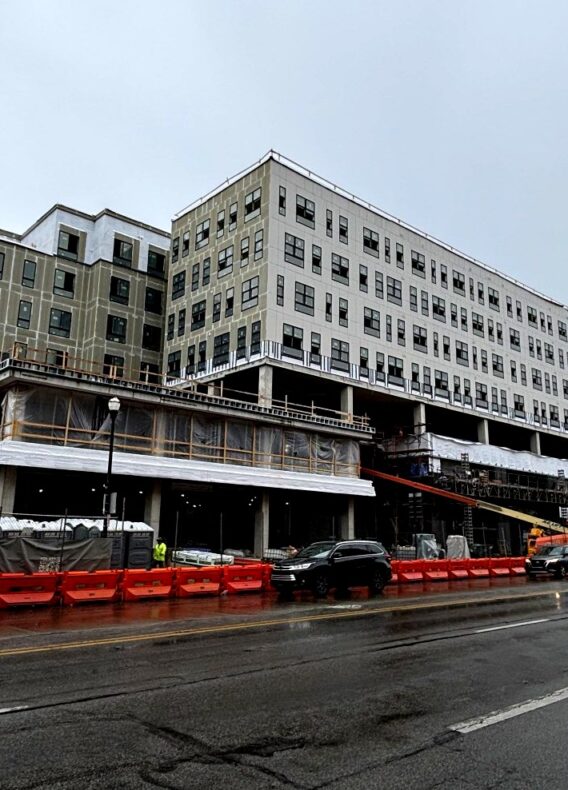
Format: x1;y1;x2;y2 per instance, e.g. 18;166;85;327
450;687;568;734
0;706;28;715
475;618;549;633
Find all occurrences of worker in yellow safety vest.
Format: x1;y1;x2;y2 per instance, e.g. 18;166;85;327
153;537;167;567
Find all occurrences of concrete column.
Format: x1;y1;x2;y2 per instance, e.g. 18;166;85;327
340;385;354;422
254;491;270;558
152;410;167;455
258;364;273;408
339;496;355;540
144;479;162;540
413;403;426;435
0;467;17;515
477;418;490;445
530;431;541;456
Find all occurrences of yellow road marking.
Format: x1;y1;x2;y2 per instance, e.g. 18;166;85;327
0;588;561;659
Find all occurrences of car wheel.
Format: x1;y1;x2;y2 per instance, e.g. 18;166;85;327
556;566;567;580
312;573;329;598
369;570;387;595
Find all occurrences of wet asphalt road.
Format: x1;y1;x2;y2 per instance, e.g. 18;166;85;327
1;579;568;788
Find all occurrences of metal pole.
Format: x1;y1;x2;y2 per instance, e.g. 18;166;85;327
103;410;117;538
59;508;68;573
219;511;223;564
173;510;179;567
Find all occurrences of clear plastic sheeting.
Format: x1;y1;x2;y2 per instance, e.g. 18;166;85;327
1;387;361;477
446;535;471;559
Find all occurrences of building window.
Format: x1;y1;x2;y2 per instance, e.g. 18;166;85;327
559;321;567;341
254;229;264;260
432;295;446;321
182;231;190;257
195;219;210;250
384;237;391;264
506;296;513;317
411;251;425;277
469;278;475;300
325;293;332;322
339;215;348;244
397;319;405;346
191;263;200;291
285;233;305;266
331;338;349;371
202;257;211;286
413;325;427;352
532;368;543;390
363;227;379;257
217;209;225;238
0;251;4;279
375;272;384;299
17;300;32;329
359;264;368;292
198;340;207;371
386;276;402;305
452;270;465;295
213;332;230;366
186;345;196;374
460;307;468;331
172;271;186;300
455;340;469;365
282;324;303;358
513;394;525;415
167;351;181;378
472;312;484;336
145;287;163;314
421;290;429;316
229;202;238;231
295;281;315;316
376;352;385;380
242;276;259;309
396;243;404;268
104;354;124;378
326;209;333;237
22;260;36;288
110;276;129;305
435;370;449;394
113;238;133;267
510;328;521;351
450;303;458;328
296;194;315;228
240;237;249;265
140;361;159;383
213;293;221;322
53;269;75;298
312;244;322;274
225;287;234;317
386;314;392;342
279;186;286;216
245;187;261;220
310;332;321;363
545;342;554;364
475;382;488;406
338;298;348;327
364;307;380;337
218;245;234;276
237;326;247;359
142;324;162;351
440;264;448;288
409;286;418;312
191;300;206;330
388;356;404;383
492;354;504;377
527;306;538;326
360;347;369;375
251;321;261;354
488;287;500;311
49;308;71;338
106;314;127;343
431;260;437;283
331;253;349;285
277;275;285;306
57;230;79;261
412;363;420;390
147;249;165;277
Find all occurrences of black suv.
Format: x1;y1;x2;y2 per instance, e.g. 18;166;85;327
270;540;392;597
526;544;568;579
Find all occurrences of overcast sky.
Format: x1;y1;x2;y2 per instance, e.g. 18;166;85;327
1;0;567;300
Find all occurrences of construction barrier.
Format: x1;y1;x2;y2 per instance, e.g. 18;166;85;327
397;560;424;583
423;559;449;581
489;558;511;577
122;568;174;601
390;559;399;584
60;570;122;605
448;559;470;580
509;557;527;575
223;563;264;593
175;566;223;597
468;559;491;578
262;563;274;591
0;572;60;607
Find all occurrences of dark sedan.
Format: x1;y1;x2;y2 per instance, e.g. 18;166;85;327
525;545;568;579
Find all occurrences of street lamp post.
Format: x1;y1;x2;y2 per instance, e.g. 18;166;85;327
103;396;121;537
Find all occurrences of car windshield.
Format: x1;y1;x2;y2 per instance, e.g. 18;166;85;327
295;541;337;559
535;545;563;556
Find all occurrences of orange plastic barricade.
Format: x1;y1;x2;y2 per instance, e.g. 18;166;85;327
397;560;424;583
489;558;511;577
468;559;490;578
448;559;470;580
0;573;59;607
390;560;399;584
423;559;449;581
175;566;223;597
223;564;264;593
262;563;274;591
60;570;121;605
122;568;174;601
509;557;527;575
